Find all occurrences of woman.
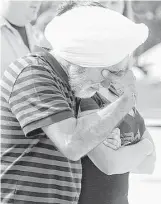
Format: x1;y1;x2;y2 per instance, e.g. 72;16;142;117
76;2;155;204
78;87;155;204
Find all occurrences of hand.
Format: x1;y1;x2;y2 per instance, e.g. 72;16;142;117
112;70;136;96
101;69;137;109
118;70;137;113
103;128;121;150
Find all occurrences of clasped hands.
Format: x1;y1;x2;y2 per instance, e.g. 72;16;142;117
103;128;122;150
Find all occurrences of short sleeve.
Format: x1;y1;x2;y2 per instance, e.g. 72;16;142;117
9;65;74;137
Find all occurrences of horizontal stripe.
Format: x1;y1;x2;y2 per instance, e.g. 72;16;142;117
2;184;78;197
2;169;81;182
1;138;36;144
1;138;40;151
1;115;18;122
1;125;22;130
1;106;12;112
9;61;22;74
15;72;54;86
3;71;15;84
18;56;33;66
1;146;80;165
1;134;24;139
7;65;18;79
2;151;80;166
1;129;24;135
2;158;81;173
11;80;59;97
0;121;19;127
2;189;76;201
2;158;80;172
2;163;81;175
12;96;68;117
10;90;63;107
2;75;13;87
2;179;81;192
1;174;81;188
1;96;7;102
1;86;10;96
1;80;12;93
13;73;58;93
10;91;66;113
1;193;76;204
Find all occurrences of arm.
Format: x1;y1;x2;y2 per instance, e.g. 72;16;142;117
88;136;153;175
42;92;134;161
131;129;156;174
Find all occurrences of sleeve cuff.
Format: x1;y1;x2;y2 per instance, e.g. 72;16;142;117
23;110;74;137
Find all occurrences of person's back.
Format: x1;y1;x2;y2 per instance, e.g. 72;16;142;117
1;48;82;203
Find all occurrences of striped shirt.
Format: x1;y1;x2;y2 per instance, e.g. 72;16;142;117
1;48;82;204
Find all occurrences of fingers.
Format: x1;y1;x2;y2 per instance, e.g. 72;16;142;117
101;70;111;88
112;128;121;142
103;128;121;150
102;69;109;78
112;128;120;137
103;138;121;150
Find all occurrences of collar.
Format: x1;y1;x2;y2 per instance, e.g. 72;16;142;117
0;16;13;29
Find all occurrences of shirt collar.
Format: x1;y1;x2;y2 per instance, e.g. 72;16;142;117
0;16;13;29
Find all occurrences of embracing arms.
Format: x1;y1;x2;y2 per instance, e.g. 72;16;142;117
42;92;134;161
88;129;156;175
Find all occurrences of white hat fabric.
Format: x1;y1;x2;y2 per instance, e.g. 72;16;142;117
45;6;149;68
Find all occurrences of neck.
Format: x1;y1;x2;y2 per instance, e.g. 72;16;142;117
50;51;70;76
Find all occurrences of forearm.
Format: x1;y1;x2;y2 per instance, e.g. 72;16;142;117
43;94;133;161
131;130;156;174
131;152;156;174
67;94;132;160
88;138;153;175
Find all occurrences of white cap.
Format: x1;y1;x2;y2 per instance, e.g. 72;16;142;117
45;6;149;68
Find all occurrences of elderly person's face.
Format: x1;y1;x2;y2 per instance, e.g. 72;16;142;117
69;56;130;98
2;0;41;26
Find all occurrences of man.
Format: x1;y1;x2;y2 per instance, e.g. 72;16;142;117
0;0;42;76
1;4;154;204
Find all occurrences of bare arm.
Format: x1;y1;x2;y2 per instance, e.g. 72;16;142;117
88;136;153;175
131;129;156;174
42;93;134;161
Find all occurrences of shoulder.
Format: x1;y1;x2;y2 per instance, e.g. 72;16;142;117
5;51;54;81
2;53;55;101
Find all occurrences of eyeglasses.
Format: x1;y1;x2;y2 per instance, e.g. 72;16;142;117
108;66;129;77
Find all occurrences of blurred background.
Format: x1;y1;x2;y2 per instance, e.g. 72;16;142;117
1;1;161;203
